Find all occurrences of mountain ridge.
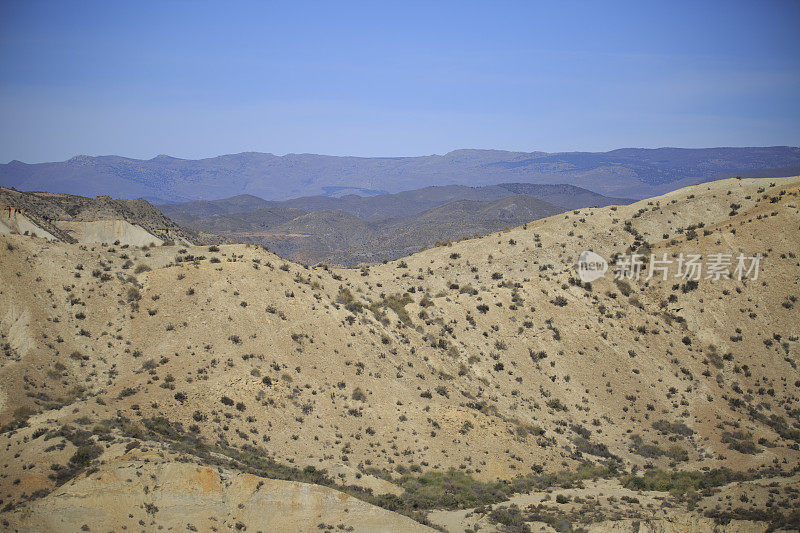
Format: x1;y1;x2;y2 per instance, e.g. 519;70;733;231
159;183;610;264
3;146;800;202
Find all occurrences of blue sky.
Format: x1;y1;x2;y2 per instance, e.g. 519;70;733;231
1;0;799;162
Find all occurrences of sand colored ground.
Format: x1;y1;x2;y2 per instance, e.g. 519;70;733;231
0;177;799;531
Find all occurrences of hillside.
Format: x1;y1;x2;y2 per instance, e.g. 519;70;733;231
160;194;275;225
160;183;626;265
3;147;800;202
177;207;308;234
198;194;562;265
0;187;202;246
494;183;633;211
1;177;799;531
160;183;631;222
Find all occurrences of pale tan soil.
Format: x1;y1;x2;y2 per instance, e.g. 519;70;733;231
4;448;431;532
0;187;202;245
0;177;799;530
54;219;165;246
0;209;56;241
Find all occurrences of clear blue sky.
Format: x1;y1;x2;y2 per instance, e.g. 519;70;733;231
1;0;799;163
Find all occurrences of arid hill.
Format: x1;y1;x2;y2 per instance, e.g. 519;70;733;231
1;177;799;531
0;187;203;246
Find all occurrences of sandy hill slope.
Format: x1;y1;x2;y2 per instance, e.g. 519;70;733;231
0;187;201;246
1;177;799;531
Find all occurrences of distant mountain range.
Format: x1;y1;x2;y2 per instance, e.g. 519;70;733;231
2;147;799;203
159;183;631;264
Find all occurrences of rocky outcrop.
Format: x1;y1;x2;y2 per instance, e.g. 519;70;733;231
7;455;433;532
0;205;59;241
0;187;199;245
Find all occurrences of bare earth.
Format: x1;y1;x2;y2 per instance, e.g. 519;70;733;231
1;177;799;531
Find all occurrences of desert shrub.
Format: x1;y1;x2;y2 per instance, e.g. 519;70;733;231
13;406;36;421
368;294;414;325
573;437;615;459
396;469;511;510
69;443;102;467
488;505;530;532
681;280;698;293
351;387;366;402
117;387;137;399
126;287;141;302
652;420;694;437
337;288;363;313
621;468;747;494
545;399;567;411
511;419;544;440
529;349;547;362
722;431;761;455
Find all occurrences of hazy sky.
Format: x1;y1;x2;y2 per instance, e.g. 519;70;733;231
1;0;799;163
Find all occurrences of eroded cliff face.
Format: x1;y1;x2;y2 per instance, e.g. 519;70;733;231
6;449;433;533
0;207;57;241
53;219;165;246
0;187;200;245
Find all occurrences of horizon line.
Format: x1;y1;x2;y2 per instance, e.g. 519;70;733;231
5;144;800;166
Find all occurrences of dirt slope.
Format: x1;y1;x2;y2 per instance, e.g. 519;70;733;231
0;187;200;245
1;176;799;531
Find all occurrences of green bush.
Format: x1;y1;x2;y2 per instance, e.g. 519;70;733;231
621;468;747;495
69;443;102;467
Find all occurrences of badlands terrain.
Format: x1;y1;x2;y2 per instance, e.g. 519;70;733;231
0;187;202;247
0;176;799;531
